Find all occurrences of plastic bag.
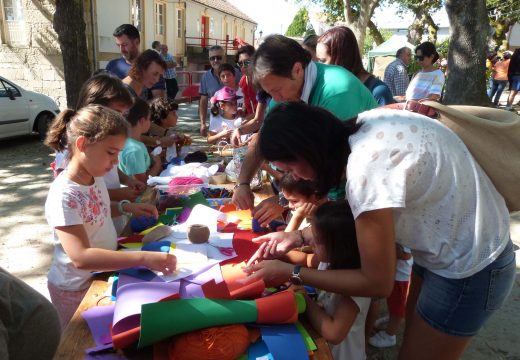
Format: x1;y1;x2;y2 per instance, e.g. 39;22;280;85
232;146;263;190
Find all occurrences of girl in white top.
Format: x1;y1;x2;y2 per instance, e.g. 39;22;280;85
281;201;370;360
44;105;176;329
406;41;445;101
207;86;244;144
245;102;515;360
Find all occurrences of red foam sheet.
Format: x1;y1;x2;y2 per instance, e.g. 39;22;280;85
111;325;141;349
255;291;298;324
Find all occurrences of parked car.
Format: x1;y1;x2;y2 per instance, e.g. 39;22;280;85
0;75;60;140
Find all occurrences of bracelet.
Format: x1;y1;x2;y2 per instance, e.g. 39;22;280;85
118;200;132;216
233;182;251;189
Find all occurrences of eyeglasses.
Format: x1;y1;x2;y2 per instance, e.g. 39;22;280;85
237;60;252;67
415;55;425;61
210;55;223;61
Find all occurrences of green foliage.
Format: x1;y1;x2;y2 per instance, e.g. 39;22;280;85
286;8;310;36
362;28;392;55
436;37;450;59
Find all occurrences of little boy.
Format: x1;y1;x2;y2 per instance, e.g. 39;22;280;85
217;63;244;110
119;98;163;183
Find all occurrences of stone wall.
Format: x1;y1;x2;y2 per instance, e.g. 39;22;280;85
0;0;66;108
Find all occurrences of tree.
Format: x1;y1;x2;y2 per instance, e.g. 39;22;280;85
286;8;311;36
443;0;490;105
53;0;91;108
487;0;520;49
390;0;442;44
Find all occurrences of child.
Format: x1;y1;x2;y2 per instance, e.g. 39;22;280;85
367;244;413;348
282;201;371;360
44;105;176;329
119;98;163;183
207;86;244;144
217;63;245;110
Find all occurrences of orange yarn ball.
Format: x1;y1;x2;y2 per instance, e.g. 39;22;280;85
168;324;250;360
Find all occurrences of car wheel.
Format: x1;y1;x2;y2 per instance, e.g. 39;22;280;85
36;112;55;141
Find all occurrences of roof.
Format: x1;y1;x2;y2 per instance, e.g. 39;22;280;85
192;0;257;25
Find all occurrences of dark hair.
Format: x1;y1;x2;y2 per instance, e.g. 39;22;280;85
416;41;439;63
235;44;255;63
259;102;358;197
126;98;150;126
396;47;410;58
253;35;312;83
149;97;178;125
113;24;140;40
302;34;318;52
317;26;368;78
314;200;359;270
279;173;317;198
217;63;236;77
128;49;167;80
209;45;224;52
151;40;161;50
75;74;133;110
45;105;129;153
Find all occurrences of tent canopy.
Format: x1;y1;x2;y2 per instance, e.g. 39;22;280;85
367;35;415;72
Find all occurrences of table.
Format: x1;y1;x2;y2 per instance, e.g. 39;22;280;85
54;279;332;360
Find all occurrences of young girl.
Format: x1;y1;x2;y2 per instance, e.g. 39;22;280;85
280;201;371;360
119;98;163;183
44;105;176;329
207;86;244;144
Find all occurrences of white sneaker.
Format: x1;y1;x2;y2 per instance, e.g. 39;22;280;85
505;105;513;111
369;330;396;348
374;315;389;329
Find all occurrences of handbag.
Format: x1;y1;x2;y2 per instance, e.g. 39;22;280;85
418;101;520;212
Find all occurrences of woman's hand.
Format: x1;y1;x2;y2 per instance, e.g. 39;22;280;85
253;196;285;227
126;177;146;192
242;259;293;287
144;252;177;274
246;231;301;266
125;203;158;218
232;184;255;210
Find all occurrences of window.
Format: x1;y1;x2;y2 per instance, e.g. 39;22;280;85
0;79;21;97
155;2;164;36
1;0;26;46
130;0;143;32
176;9;183;38
209;17;214;35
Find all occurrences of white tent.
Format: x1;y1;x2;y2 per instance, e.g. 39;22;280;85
367;35;415;73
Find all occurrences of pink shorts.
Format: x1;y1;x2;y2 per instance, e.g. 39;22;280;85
47;281;88;330
386;280;410;318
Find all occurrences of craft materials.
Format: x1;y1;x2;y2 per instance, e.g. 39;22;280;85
130;216;157;233
252;218;267;233
151;146;162;156
187;224;210;244
168;324;250;360
141;225;173;244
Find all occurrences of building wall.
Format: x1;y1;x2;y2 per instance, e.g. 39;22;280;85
0;0;66;108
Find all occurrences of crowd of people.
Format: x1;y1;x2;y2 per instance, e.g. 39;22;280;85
487;48;520;109
3;20;516;360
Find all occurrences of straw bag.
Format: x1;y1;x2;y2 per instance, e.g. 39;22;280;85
407;101;520;212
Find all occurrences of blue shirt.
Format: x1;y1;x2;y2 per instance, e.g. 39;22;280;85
161;53;177;79
106;57;131;79
364;75;396;106
118;138;151;176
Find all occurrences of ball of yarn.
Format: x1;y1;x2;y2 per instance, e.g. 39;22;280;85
168;324;249;360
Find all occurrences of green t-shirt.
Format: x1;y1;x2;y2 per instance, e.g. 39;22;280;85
119;137;151;176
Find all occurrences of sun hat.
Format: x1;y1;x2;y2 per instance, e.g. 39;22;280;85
210;86;242;105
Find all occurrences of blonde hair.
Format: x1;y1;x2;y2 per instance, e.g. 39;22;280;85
45;105;129;155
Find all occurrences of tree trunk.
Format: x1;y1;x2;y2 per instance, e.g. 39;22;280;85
425;14;439;43
444;0;490;105
342;0;380;51
368;19;384;45
53;0;91;108
408;14;424;45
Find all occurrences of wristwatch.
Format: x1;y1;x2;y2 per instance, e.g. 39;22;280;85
290;265;303;285
118;200;132;216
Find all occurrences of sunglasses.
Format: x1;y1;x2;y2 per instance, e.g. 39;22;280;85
210;55;223;61
237;60;252;67
415;55;425;61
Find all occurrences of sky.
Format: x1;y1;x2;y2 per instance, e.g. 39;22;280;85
227;0;449;36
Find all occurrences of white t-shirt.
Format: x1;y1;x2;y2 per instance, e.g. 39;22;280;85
405;69;445;101
317;262;370;360
346;109;510;279
46;173;118;291
396;246;413;282
208;114;242;134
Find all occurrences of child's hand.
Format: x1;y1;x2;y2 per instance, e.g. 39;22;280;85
126;203;158;218
242;259;293;287
220;129;233;139
230;128;242;147
294;203;317;219
117;187;142;202
144;252;177;274
126;177;146;192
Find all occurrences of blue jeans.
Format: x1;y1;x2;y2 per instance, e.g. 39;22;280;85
413;240;516;336
487;79;508;105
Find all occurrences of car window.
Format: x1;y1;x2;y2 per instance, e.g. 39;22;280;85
0;79;21;97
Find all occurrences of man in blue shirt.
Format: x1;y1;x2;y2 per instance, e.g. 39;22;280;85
106;24;141;79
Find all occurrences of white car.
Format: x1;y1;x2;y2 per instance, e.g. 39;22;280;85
0;75;60;140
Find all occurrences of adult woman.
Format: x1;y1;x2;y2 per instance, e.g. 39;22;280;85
488;51;511;106
245;102;515;360
235;45;257;116
406;41;445;101
123;49;167;100
316;26;395;105
506;48;520;110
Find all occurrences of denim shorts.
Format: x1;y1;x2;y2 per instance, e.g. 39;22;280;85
511;75;520;91
413;240;516;336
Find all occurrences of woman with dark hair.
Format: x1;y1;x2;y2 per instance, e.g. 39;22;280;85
123;49;167;100
245;102;515;360
316;26;395;105
405;41;445;101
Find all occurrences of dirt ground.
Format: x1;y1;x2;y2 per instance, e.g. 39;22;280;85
0;103;519;359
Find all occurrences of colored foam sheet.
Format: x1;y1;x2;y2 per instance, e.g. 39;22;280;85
179;263;223;298
220;261;265;299
118;267;158;282
255;291;298;324
141;240;172;253
180;191;209;208
260;324;309;360
112;281;180;336
295;321;317;352
248;340;274;360
139;298;258;347
117;273;163;289
81;304;116;346
117;234;143;245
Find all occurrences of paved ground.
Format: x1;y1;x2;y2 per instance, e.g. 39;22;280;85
0;100;519;359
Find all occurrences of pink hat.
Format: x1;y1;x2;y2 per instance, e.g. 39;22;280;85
210;86;242;105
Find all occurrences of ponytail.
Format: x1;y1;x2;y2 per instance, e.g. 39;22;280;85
44;109;76;151
210;103;220;117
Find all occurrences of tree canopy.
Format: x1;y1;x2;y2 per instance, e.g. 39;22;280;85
286;8;311;36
